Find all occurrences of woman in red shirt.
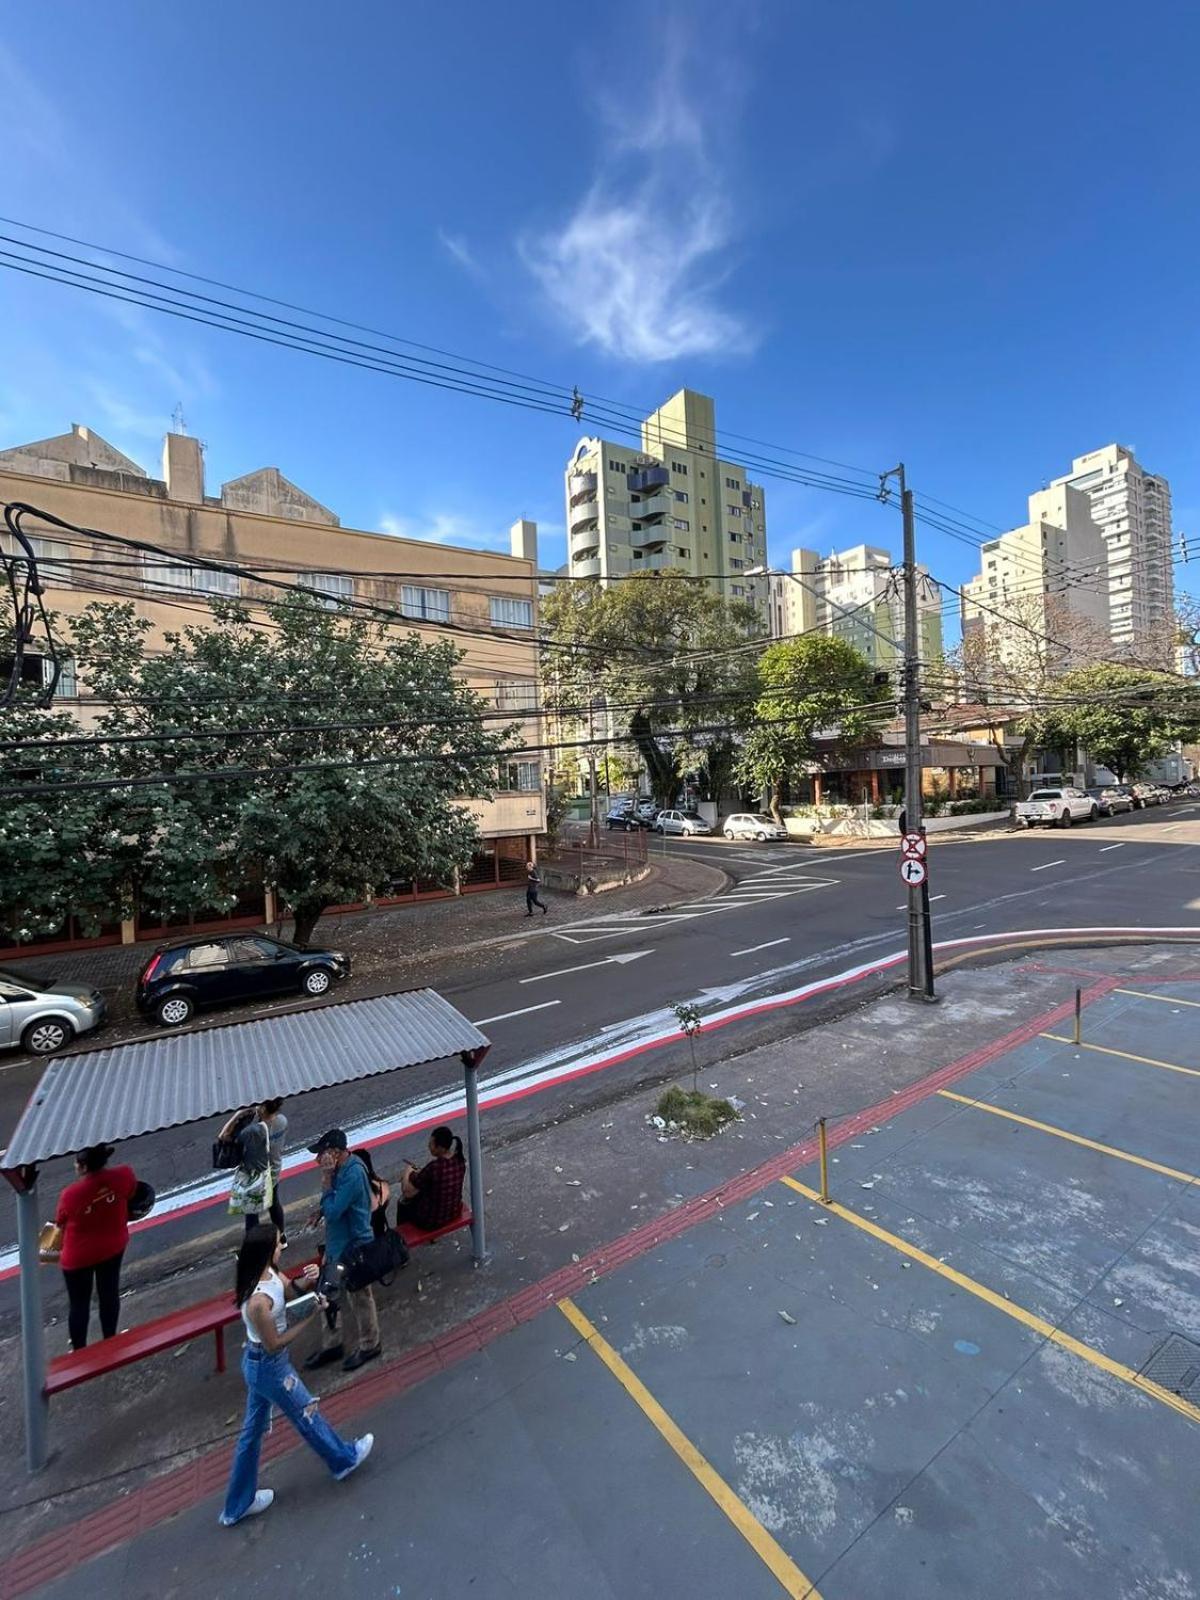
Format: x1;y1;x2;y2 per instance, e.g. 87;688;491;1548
55;1144;138;1350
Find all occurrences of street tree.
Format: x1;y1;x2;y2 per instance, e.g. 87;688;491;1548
1033;662;1200;782
7;594;515;947
735;634;880;820
541;572;761;807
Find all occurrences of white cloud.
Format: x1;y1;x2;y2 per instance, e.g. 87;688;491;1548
520;25;755;364
378;511;509;552
437;229;483;278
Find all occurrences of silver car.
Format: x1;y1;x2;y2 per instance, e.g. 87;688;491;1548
0;965;107;1055
653;808;712;837
723;812;789;841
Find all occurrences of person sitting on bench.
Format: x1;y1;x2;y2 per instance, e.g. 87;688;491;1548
396;1126;466;1231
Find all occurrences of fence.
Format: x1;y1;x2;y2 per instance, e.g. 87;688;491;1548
540;828;649;893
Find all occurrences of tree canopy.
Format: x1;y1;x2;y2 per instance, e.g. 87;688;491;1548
540;571;762;805
735;633;880;817
1;594;514;946
1031;662;1200;782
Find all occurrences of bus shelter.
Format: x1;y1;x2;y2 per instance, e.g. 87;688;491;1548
0;987;491;1471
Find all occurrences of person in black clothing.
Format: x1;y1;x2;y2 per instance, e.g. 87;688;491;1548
354;1148;392;1238
525;860;548;917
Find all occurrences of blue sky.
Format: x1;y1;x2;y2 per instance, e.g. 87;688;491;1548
1;0;1197;614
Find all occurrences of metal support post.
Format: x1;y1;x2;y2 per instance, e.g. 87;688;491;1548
899;472;936;1002
462;1055;489;1266
817;1118;830;1204
15;1176;49;1471
1073;986;1082;1046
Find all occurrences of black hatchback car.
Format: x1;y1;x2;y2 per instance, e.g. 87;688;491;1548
135;932;351;1028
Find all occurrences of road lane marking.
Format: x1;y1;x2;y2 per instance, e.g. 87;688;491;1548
730;937;791;958
937;1089;1200;1185
1099;844;1127;852
520;951;654;984
1029;860;1066;872
1114;987;1200;1010
1040;1034;1200;1079
778;1176;1200;1428
471;1001;561;1026
557;1298;820;1598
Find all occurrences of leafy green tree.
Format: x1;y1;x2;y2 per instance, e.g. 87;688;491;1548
735;634;880;819
1033;662;1200;782
541;571;761;807
5;594;514;947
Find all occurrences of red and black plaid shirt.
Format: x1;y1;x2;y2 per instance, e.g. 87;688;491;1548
410;1152;466;1228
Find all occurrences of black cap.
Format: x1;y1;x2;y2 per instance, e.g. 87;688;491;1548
308;1128;348;1155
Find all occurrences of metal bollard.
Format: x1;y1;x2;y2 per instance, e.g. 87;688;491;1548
817;1117;831;1205
1073;985;1082;1046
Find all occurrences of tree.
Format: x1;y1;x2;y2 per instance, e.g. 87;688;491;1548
735;634;880;820
4;593;514;947
948;595;1110;793
541;572;761;807
1033;662;1200;782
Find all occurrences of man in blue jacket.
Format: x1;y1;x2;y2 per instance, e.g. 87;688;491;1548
304;1129;381;1373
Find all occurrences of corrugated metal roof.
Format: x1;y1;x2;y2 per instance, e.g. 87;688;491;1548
1;989;489;1170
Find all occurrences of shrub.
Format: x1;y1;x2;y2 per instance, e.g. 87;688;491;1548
653;1086;739;1140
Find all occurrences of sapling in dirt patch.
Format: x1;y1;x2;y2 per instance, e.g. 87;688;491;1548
672;1001;703;1092
652;1085;739;1141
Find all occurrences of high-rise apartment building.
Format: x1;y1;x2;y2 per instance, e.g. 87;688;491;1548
767;544;943;670
565;388;767;616
1049;445;1173;654
961;483;1109;672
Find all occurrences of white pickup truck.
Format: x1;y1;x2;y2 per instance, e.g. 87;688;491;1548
1014;786;1099;828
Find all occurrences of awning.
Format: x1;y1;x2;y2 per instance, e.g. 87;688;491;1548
2;988;488;1171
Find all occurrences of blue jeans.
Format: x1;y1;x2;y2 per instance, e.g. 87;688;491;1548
222;1343;357;1522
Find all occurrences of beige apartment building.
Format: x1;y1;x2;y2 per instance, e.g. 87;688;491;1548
960;483;1109;677
767;544;943;671
0;423;545;950
1050;444;1173;654
564;388;768;618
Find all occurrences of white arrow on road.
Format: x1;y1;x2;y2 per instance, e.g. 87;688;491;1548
520;950;655;985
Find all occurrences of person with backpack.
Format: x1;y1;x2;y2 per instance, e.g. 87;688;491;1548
303;1129;381;1374
218;1100;287;1238
219;1223;372;1527
54;1144;139;1350
354;1147;392;1238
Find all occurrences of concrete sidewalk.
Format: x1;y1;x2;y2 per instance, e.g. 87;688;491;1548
5;942;1199;1596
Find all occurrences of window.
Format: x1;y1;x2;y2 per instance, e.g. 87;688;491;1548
673;490;689;504
730;557;744;570
608;459;626;474
724;476;740;490
489;596;533;629
230;937;274;963
50;655;77;697
401;585;451;623
670;517;689;530
730;531;740;543
501;760;540;791
670;460;688;475
726;505;742;518
676;547;691;559
184;942;228;970
11;535;72;587
731;584;745;597
296;571;352;608
495;679;537;713
147;557;240;597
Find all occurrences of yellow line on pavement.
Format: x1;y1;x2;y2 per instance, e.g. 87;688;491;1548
778;1175;1200;1428
936;1089;1200;1185
1115;987;1200;1011
1040;1034;1200;1079
557;1297;820;1598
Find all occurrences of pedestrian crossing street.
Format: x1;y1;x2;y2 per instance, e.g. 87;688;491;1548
552;859;841;944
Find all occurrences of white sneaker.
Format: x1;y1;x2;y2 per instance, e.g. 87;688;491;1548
219;1489;274;1526
335;1433;374;1481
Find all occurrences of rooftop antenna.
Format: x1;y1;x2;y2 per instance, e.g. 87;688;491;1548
171;402;187;435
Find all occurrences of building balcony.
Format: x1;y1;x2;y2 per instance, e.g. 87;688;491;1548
570;525;601;557
569;501;600;534
631;524;669;552
572;556;602;578
569;471;598;505
628;465;669;494
631;492;669;522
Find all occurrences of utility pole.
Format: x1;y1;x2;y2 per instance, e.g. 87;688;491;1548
887;464;935;1001
586;698;600;845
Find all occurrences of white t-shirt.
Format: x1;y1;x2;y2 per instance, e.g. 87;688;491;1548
242;1268;287;1343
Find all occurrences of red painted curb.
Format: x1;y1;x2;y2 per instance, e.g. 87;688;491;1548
1;973;1121;1597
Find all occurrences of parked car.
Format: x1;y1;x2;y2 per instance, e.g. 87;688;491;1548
1014;787;1098;828
605;800;656;831
723;812;789;842
1109;784;1144;810
654;809;712;837
0;965;107;1056
1086;786;1133;817
136;932;351;1028
1132;783;1165;807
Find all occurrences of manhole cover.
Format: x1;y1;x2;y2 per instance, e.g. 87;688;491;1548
1140;1333;1200;1400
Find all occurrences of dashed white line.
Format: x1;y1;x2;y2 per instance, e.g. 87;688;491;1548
471;1001;561;1026
1099;843;1127;852
1030;860;1066;872
729;937;791;958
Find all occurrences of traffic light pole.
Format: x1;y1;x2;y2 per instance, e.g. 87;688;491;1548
896;467;936;1002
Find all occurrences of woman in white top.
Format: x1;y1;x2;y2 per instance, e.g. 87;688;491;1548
219;1223;374;1527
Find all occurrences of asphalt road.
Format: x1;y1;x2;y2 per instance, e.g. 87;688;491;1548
3;801;1199;1311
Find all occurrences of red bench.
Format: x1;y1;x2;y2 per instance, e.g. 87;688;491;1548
44;1214;473;1396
